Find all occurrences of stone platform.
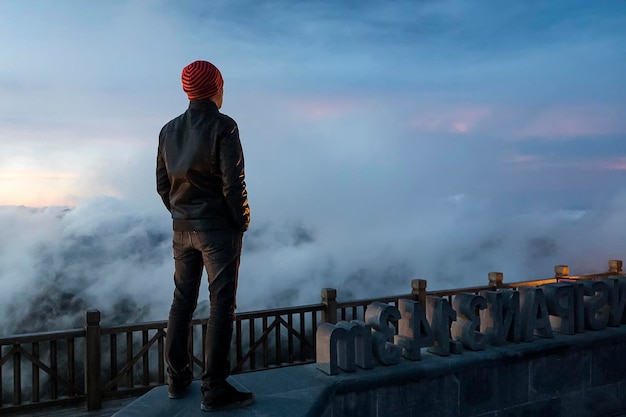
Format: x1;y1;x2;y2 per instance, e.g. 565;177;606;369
114;325;626;416
112;365;332;417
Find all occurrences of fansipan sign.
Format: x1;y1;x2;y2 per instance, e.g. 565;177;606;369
315;277;625;375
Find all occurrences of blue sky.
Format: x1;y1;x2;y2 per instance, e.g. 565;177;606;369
1;0;624;208
0;1;625;329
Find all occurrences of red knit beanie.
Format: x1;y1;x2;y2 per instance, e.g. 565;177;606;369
181;60;224;100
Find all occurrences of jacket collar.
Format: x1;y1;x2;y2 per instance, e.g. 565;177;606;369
188;99;219;112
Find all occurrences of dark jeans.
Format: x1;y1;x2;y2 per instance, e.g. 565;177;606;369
165;229;243;397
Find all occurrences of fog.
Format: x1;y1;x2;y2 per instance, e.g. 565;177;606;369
1;187;625;336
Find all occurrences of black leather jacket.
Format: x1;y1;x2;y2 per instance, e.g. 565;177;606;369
156;100;250;232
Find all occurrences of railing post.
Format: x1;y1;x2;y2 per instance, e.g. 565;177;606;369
411;279;427;305
609;260;623;274
321;288;337;324
555;265;569;279
85;310;102;411
488;272;504;288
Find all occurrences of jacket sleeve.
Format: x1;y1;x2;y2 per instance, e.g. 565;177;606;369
156;134;171;212
220;124;250;232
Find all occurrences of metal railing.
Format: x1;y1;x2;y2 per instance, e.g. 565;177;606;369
0;260;622;414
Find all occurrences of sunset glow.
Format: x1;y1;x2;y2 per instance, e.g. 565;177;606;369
0;170;79;207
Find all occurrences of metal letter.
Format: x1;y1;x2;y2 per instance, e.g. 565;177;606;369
519;287;553;341
365;302;402;365
451;293;487;351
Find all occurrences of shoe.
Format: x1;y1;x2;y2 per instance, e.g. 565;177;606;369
167;367;193;399
200;383;255;412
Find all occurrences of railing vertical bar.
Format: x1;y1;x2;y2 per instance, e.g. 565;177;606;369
110;333;118;391
0;346;4;407
275;315;282;365
262;317;268;368
142;330;149;386
158;332;165;384
85;310;102;410
67;338;75;396
202;323;208;371
188;326;193;373
32;342;40;402
287;313;294;363
312;311;318;334
249;318;256;370
236;319;242;365
188;325;195;373
50;340;57;399
299;312;306;361
126;332;133;388
13;346;21;405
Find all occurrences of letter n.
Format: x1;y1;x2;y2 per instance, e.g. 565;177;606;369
316;323;348;375
339;320;374;370
480;289;520;345
426;296;458;356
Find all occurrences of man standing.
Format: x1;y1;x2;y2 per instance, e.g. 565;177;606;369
156;60;253;412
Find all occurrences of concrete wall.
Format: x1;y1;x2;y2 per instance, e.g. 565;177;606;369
320;325;626;417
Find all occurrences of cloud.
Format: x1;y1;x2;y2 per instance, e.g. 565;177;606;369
407;105;491;134
3;188;626;336
515;104;626;138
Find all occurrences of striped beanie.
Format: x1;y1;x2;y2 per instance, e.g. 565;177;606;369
181;60;224;100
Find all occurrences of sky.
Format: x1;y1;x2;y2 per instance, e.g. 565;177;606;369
0;0;625;333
